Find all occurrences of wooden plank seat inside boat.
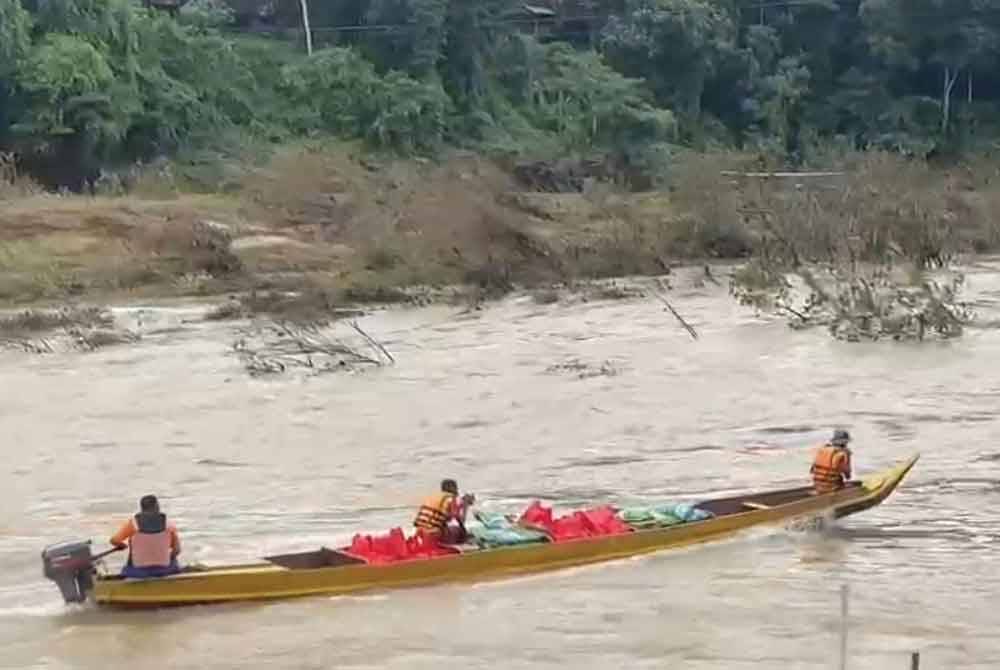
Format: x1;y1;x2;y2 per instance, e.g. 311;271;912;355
264;548;367;570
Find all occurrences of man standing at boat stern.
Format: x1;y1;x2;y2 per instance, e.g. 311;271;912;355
110;495;182;578
811;429;853;494
414;479;475;545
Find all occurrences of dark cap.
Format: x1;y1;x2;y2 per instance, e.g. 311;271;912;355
831;429;851;447
139;494;159;511
441;479;458;494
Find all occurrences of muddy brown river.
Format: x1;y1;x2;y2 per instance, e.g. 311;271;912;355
2;264;999;670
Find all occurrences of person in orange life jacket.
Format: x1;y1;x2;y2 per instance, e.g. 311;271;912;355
811;429;853;494
413;479;476;544
110;495;182;578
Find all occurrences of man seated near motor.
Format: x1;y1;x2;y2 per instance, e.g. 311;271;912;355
414;479;475;545
811;429;853;494
110;494;182;578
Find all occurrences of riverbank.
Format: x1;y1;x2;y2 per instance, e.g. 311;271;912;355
3;144;999;323
0;143;690;312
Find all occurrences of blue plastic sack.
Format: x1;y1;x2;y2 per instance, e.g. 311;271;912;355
668;503;713;522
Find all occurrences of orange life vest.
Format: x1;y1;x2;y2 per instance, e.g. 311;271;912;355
811;445;851;494
413;492;455;533
129;513;174;568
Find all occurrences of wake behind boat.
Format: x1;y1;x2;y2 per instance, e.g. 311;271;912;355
41;454;918;609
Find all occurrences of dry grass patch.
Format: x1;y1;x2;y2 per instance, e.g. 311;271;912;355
0;195;248;304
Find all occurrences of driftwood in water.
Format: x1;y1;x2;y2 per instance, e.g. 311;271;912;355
545;358;620;379
652;288;699;340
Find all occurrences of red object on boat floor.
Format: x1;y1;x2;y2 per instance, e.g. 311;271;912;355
517;501;633;542
342;527;459;564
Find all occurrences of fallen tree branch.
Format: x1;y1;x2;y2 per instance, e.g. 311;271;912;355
350;320;395;364
721;170;845;178
233;320;394;376
777;303;809;322
0;337;54;354
653;291;699;340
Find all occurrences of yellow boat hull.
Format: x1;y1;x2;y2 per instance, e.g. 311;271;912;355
92;455;918;608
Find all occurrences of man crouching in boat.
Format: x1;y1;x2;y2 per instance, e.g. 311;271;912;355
110;495;182;578
414;479;475;545
811;430;853;494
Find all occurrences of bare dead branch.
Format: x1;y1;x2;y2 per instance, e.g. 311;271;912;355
233;320;394;376
653;291;699;340
350;320;395;364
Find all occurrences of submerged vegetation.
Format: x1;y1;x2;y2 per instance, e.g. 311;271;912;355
0;305;139;352
232;319;394;376
708;152;990;340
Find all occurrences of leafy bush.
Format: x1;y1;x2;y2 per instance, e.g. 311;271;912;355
278;48;450;152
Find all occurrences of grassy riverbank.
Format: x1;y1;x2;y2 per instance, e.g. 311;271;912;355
0;142;688;311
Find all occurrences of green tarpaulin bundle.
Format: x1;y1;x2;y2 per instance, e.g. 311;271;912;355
467;512;550;548
618;503;713;528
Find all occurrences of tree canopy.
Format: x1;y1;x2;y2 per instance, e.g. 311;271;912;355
4;0;1000;188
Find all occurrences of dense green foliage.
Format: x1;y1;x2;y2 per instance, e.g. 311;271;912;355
4;0;1000;188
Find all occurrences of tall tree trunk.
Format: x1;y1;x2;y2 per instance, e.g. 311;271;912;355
968;71;974;104
942;67;950;132
941;66;959;133
299;0;313;55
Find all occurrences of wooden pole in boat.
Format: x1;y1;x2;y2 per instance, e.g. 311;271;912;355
910;652;920;670
839;583;849;670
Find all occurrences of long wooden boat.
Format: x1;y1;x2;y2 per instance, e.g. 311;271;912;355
43;454;918;609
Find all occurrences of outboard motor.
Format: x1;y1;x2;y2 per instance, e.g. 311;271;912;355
42;539;96;604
